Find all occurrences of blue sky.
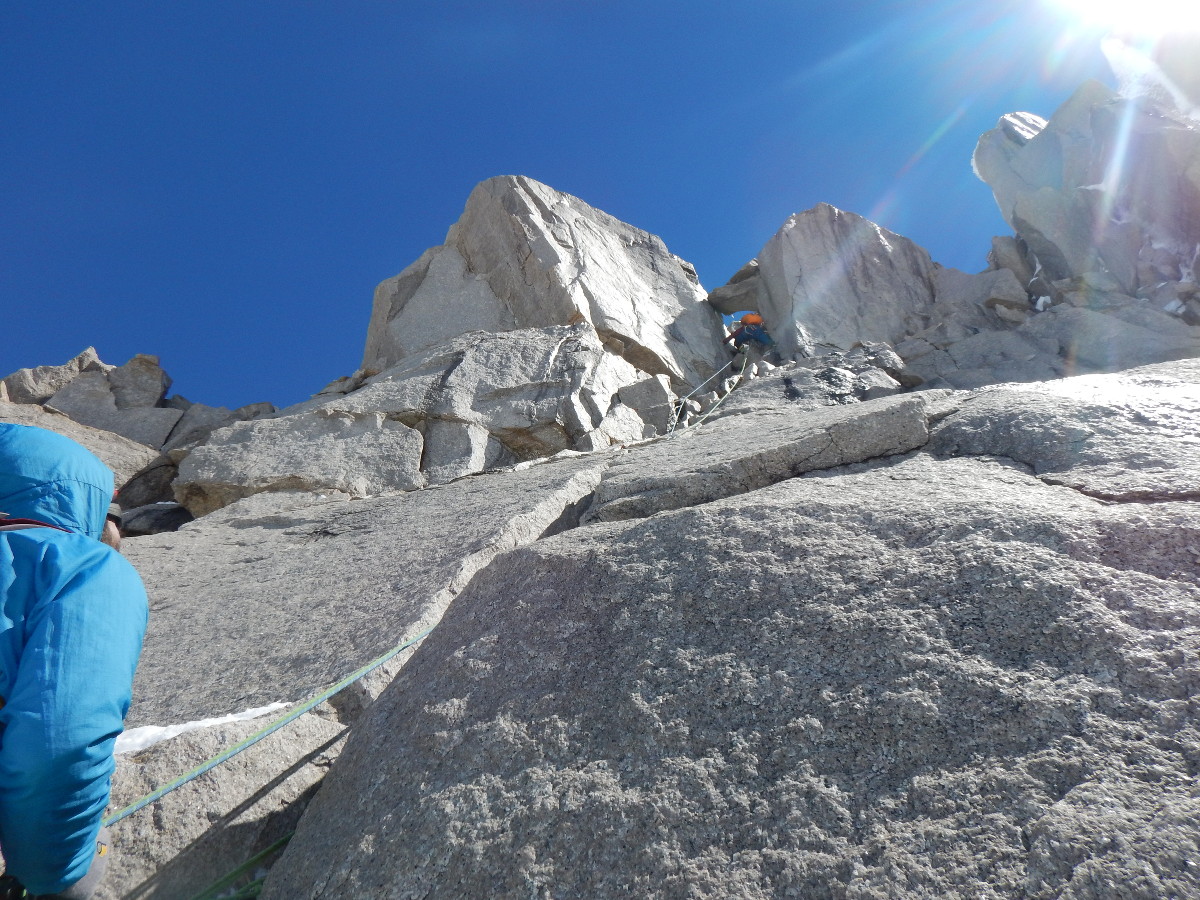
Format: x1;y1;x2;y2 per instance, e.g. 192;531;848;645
2;1;1113;409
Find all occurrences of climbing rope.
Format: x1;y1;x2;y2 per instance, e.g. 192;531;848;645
666;357;736;434
667;354;749;435
686;354;750;429
104;625;436;826
187;832;294;900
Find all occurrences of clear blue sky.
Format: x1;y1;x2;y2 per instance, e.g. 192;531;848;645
2;1;1112;409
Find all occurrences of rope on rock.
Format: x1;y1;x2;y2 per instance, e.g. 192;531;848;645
687;354;750;429
187;832;294;900
104;625;437;827
667;354;749;435
666;357;736;434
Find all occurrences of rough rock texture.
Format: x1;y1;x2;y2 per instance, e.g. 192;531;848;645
0;401;160;488
584;393;934;523
45;357;183;448
175;324;645;515
173;408;426;516
929;357;1200;501
712;345;910;418
361;175;729;388
101;713;345;900
706;258;761;315
124;455;609;725
264;359;1200;900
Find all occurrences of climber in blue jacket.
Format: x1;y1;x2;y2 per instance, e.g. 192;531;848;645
0;424;148;898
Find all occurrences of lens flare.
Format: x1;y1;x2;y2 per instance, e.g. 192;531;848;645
1045;0;1200;36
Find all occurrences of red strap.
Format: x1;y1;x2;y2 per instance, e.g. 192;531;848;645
0;517;71;533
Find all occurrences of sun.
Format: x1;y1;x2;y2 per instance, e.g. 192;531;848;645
1045;0;1200;36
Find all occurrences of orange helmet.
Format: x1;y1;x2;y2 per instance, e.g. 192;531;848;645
740;313;764;325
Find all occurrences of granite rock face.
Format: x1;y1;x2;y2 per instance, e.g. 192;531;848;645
362;175;729;389
99;713;345;900
174;408;426;516
754;203;940;358
263;362;1200;900
5;155;1200;898
708;207;1023;370
125;455;609;725
974;78;1200;296
174;324;646;515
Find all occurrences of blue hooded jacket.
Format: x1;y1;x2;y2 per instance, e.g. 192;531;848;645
0;424;148;895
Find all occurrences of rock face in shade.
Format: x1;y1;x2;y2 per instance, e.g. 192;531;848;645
360;175;729;389
99;713;345;900
261;362;1200;900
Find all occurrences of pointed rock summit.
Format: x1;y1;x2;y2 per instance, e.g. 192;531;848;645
362;175;728;388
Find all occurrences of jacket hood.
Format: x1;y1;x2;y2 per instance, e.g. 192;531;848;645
0;424;114;540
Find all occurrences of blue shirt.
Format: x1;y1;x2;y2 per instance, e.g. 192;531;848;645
0;424;147;895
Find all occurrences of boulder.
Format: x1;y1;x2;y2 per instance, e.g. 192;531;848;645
0;401;160;488
264;356;1200;898
361;175;729;389
988;234;1036;288
753;203;940;358
705;258;761;315
932;266;1030;325
617;374;677;435
0;346;109;405
711;344;912;418
46;370;183;448
173;409;425;517
108;354;171;409
177;325;649;515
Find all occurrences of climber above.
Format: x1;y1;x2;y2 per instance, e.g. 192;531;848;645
724;313;776;361
0;425;148;900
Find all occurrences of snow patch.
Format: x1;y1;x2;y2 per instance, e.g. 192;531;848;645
116;702;289;755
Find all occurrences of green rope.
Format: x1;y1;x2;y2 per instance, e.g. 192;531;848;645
187;832;293;900
105;625;436;826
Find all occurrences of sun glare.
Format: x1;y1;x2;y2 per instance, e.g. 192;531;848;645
1047;0;1200;36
